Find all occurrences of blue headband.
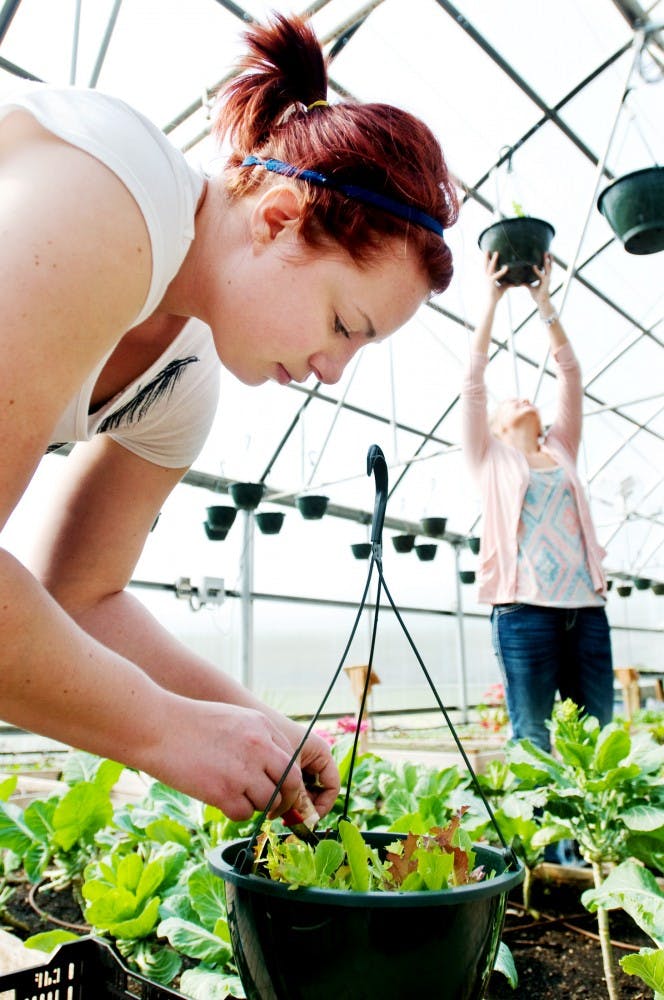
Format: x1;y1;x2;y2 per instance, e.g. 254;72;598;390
240;155;444;238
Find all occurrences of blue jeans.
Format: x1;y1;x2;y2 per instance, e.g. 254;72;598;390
490;604;614;751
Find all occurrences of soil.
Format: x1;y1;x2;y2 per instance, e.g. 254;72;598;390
1;871;654;999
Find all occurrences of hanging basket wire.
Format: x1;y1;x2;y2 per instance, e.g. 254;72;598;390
233;444;517;874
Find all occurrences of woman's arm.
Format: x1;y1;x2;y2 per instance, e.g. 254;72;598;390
29;437;339;816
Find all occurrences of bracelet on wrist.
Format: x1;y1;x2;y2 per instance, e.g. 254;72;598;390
540;311;558;327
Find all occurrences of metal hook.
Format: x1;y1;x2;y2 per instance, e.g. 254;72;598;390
367;444;388;556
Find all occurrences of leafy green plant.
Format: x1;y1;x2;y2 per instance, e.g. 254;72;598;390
505;699;664;999
260;811;486;893
582;859;664;998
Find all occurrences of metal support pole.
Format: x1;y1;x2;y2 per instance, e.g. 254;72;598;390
88;0;123;88
239;510;255;690
453;546;469;724
69;0;82;85
532;27;646;401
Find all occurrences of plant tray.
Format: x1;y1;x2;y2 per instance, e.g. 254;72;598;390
0;936;186;999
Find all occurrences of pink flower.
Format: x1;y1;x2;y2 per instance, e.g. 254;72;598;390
336;715;369;734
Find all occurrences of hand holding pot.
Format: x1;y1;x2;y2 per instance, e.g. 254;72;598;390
527;252;553;311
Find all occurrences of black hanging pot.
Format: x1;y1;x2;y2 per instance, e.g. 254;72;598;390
651;582;664;596
415;543;437;562
632;576;651;590
478;216;555;285
391;533;416;553
230;482;266;511
597;166;664;255
420;516;447;538
606;579;614;591
203;522;229;541
209;833;522;1000
206;505;238;531
255;512;285;535
468;536;481;555
459;570;476;585
351;542;372;560
617;584;632;597
296;495;329;520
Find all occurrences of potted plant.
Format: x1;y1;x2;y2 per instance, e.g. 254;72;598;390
420;516;447;538
255;512;285;535
597;166;664;255
478;215;555;285
203;522;230;541
296;495;329;520
415;543;437;562
208;813;523;1000
391;533;415;553
229;482;265;510
206;505;238;532
350;542;372;560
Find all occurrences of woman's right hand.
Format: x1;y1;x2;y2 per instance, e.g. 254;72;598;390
484;250;509;304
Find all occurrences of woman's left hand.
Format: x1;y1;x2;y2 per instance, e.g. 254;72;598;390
286;722;340;818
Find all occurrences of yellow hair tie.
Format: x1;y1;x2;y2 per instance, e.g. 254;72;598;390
307;99;329;111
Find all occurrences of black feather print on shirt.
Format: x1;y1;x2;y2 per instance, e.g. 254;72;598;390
97;356;198;433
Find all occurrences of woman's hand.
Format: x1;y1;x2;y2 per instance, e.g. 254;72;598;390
286;722;340;818
528;252;553;311
484;250;509;304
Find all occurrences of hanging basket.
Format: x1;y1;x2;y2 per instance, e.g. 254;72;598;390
478;216;555;285
230;482;266;511
391;533;416;553
206;505;238;531
351;542;372;560
597;166;664;255
209;832;522;1000
415;543;437;562
296;495;329;520
633;576;651;591
255;512;285;535
459;570;476;585
468;536;481;555
203;522;229;541
616;585;633;597
651;582;664;596
420;516;447;538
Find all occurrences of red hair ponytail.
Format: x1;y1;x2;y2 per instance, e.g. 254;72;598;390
213;12;458;294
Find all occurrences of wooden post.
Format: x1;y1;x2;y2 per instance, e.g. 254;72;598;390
343;665;380;754
614;667;640;719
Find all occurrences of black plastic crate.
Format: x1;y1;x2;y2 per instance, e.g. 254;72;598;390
0;936;187;999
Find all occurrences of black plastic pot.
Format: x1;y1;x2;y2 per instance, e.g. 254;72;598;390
206;505;238;531
203;522;229;541
478;216;555;285
420;516;447;538
230;482;266;511
468;536;481;555
597;166;664;255
391;533;416;553
617;585;632;597
209;833;523;1000
415;543;437;562
651;582;664;596
255;512;285;536
296;495;329;520
633;577;651;591
459;570;476;585
351;542;372;560
606;579;614;591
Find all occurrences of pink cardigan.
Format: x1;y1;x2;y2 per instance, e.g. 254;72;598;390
461;342;607;606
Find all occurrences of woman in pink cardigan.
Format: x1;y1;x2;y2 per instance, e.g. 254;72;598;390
461;251;614;752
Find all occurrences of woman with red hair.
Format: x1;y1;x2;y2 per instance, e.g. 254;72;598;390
0;14;457;822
